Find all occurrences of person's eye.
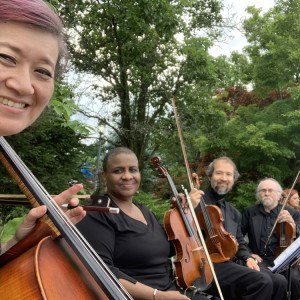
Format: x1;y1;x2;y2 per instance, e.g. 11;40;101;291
0;53;16;65
36;68;53;78
130;168;139;173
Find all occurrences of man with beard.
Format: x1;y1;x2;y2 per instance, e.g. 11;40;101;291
189;157;287;300
242;178;300;300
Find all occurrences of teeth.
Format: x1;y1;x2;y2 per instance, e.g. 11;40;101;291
0;97;25;108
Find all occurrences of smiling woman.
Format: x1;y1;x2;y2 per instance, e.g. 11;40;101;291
77;147;210;300
0;22;58;137
0;0;85;256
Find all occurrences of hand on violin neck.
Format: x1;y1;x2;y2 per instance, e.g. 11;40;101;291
171;193;189;213
189;188;204;209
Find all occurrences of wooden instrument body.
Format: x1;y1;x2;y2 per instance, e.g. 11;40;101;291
0;137;132;300
0;235;108;300
196;204;238;263
275;221;296;257
164;207;213;290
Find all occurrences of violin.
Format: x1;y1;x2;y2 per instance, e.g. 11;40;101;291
264;170;300;256
152;156;213;292
0;137;133;299
192;174;239;263
275;221;296;257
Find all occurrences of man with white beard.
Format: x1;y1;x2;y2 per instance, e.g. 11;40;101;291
242;178;300;300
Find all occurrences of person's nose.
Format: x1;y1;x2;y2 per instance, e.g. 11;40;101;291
219;173;226;181
122;170;132;180
5;66;34;96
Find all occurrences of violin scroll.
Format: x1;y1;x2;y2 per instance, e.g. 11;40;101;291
152;156;168;178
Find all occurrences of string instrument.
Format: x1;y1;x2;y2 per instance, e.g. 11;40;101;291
0;136;133;300
275;221;296;257
152;156;213;293
170;95;238;263
274;191;296;258
264;169;300;256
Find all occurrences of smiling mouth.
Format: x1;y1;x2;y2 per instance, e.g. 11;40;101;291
0;97;27;108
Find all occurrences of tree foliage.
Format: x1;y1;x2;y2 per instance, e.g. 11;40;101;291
244;0;300;97
194;85;300;211
54;0;225;173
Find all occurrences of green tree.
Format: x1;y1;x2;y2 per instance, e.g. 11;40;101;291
54;0;224;173
244;0;300;97
195;85;300;211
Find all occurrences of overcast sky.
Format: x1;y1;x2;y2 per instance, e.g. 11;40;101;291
209;0;275;57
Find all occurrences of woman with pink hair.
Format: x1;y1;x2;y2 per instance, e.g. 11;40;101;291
0;0;85;254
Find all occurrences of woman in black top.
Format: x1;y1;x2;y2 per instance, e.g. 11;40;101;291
77;147;209;300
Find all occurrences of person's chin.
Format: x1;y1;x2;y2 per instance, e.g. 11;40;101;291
216;186;230;195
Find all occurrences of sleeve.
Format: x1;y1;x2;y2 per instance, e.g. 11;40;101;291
76;212;138;284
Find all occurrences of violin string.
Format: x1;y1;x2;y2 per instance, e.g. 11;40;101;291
0;137;132;299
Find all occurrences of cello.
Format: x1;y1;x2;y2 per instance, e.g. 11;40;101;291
0;136;133;300
152;156;213;294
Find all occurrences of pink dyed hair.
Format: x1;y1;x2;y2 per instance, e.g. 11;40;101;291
0;0;68;77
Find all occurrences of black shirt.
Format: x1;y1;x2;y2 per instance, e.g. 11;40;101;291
258;205;280;257
76;200;176;291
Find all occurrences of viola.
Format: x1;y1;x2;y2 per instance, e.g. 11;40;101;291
152;156;213;292
0;137;133;300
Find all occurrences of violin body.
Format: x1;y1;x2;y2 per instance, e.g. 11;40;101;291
196;204;238;263
0;235;108;299
164;207;213;290
275;221;296;257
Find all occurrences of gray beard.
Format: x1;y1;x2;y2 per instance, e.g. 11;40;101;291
260;196;274;208
212;185;232;195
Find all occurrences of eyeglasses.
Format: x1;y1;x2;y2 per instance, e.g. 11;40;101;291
259;189;279;194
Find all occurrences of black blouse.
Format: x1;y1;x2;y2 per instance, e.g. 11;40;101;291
76;200;176;291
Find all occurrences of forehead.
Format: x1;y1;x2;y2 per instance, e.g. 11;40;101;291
0;21;59;68
260;180;278;189
107;153;138;168
213;160;234;173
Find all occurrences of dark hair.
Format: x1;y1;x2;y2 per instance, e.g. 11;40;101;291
205;156;240;182
0;0;68;77
102;147;137;172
